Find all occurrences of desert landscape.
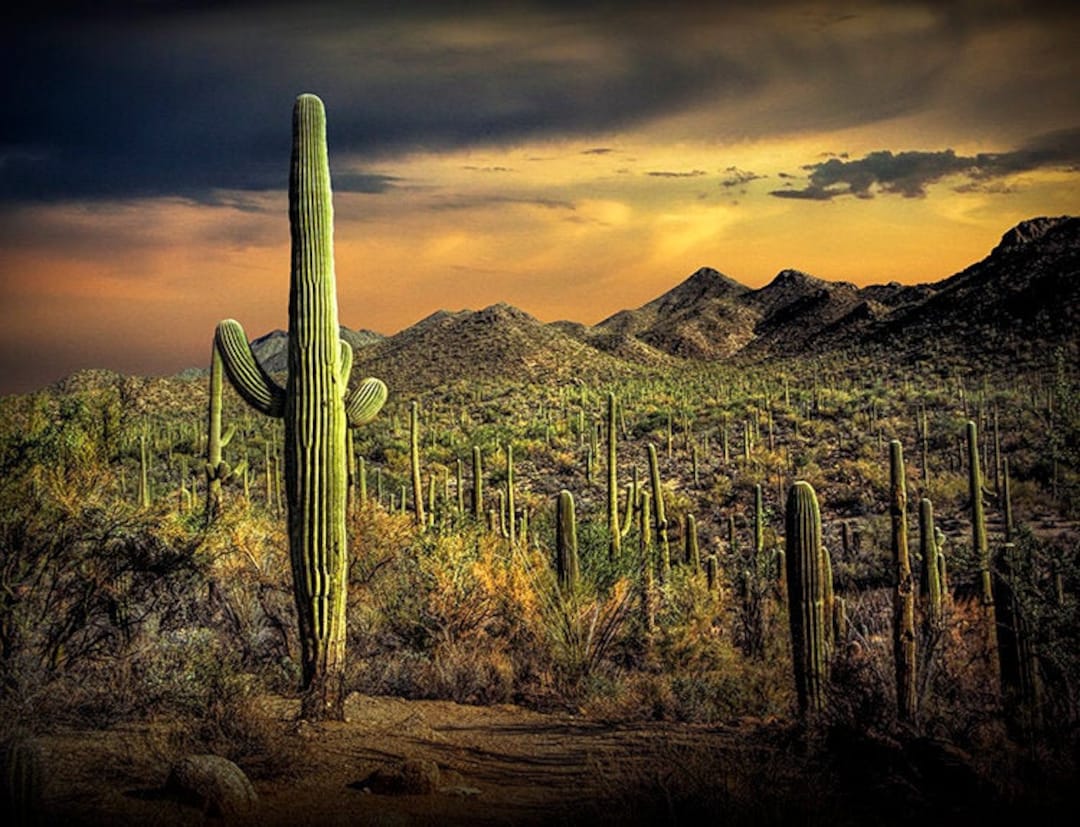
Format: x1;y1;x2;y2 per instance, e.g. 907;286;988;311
3;4;1079;825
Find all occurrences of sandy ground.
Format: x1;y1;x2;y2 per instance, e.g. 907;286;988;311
37;692;806;826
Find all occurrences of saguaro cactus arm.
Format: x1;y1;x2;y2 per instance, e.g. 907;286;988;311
215;320;286;418
346;377;388;426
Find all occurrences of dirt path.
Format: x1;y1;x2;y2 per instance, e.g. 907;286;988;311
38;693;801;826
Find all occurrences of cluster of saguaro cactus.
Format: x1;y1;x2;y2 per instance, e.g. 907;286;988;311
785;481;828;716
213;94;386;719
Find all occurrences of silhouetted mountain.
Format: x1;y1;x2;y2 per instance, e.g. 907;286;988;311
877;216;1079;359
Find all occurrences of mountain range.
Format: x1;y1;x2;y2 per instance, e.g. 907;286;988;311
49;215;1078;397
289;215;1074;392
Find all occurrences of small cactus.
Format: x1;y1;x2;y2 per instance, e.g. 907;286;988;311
785;481;828;716
555;489;579;591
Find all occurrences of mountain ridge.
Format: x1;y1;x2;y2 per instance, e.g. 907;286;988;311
40;215;1080;396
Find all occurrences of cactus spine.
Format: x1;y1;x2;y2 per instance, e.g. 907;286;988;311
890;440;917;725
606;392;621;559
785;481;827;716
555;489;579;591
214;95;386;719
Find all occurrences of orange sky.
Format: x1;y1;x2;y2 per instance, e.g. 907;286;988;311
2;2;1078;393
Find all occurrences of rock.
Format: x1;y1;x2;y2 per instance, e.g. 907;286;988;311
361;758;441;795
165;754;258;817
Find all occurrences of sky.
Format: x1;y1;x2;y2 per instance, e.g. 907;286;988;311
2;0;1078;394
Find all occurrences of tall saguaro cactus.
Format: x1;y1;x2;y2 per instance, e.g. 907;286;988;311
214;94;387;719
606;392;621;559
785;481;828;716
967;420;992;605
889;440;917;725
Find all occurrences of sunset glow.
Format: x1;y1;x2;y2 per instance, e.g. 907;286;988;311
2;1;1078;393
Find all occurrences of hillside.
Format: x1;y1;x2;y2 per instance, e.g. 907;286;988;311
352;302;638;392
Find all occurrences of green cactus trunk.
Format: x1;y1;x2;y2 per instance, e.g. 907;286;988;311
214;95;386;720
555;489;579;591
1;735;44;825
685;513;700;571
967;421;993;605
607;392;621;559
283;95;352;719
472;445;483;520
410;401;425;527
919;497;943;629
785;481;827;717
506;443;516;546
647;443;670;576
890;440;917;725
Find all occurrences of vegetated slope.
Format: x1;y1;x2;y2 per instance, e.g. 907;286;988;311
591;267;757;359
875;215;1080;359
352;302;638;392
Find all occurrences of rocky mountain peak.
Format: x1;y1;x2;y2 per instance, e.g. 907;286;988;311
991;216;1078;255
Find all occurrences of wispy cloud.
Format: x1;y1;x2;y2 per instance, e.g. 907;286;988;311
647;170;707;178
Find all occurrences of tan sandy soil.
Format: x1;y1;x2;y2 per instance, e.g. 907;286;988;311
37;692;799;826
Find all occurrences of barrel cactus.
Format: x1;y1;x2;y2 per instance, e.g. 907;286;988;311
214;94;387;719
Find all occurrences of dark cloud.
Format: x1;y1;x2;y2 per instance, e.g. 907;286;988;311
0;2;753;205
1;1;1077;206
720;167;766;188
646;170;707;178
771;128;1080;200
